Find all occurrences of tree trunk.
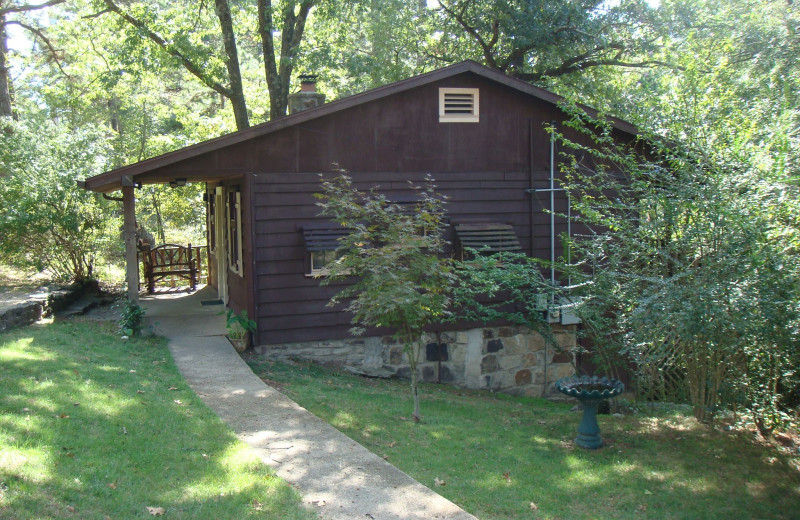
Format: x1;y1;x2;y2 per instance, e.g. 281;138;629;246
0;14;14;118
411;367;421;422
122;179;139;304
405;339;421;422
213;0;249;130
151;189;166;243
258;0;316;120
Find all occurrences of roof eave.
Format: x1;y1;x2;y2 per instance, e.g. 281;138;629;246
81;60;638;192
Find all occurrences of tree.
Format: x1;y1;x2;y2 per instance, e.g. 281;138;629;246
0;115;119;282
0;0;66;118
98;0;319;129
315;173;453;422
555;105;800;428
432;0;668;82
302;0;436;96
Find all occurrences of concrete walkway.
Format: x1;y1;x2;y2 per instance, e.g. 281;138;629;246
142;286;477;520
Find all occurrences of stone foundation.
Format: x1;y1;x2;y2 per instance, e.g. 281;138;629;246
253;325;576;397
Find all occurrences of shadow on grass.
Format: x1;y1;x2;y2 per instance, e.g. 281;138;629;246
248;357;800;520
0;320;313;520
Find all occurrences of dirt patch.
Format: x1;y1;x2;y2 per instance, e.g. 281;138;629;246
0;266;56;311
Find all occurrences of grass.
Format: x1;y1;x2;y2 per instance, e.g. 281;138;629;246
0;319;315;520
247;357;800;520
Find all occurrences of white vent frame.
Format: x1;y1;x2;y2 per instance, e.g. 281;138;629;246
439;88;479;123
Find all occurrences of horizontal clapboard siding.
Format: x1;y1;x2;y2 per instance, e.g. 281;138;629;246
252;170;568;344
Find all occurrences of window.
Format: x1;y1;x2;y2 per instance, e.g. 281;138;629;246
454;223;521;259
302;227;351;276
310;249;339;273
227;189;243;275
439;88;479;123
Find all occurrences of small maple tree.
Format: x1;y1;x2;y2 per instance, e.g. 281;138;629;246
315;173;453;422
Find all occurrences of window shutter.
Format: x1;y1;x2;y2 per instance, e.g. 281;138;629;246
454;223;521;255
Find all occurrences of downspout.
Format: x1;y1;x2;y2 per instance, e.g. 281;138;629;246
550;123;556;296
529;119;536;256
247;173;260;346
545;123;555;397
525;122;557;397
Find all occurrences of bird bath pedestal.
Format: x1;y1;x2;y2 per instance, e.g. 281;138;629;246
555;375;625;450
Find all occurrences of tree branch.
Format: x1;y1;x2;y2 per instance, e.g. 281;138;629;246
513;55;680;82
438;0;498;69
0;0;64;16
101;0;233;99
81;9;110;20
4;20;70;78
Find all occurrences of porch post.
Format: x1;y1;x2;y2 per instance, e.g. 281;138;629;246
122;176;139;304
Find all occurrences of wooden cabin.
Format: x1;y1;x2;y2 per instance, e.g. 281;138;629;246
82;61;638;391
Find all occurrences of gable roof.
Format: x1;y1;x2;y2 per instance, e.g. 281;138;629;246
81;60;638;192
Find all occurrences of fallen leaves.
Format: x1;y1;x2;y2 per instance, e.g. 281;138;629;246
529;502;538;511
434;477;446;486
146;506;165;516
503;472;512;484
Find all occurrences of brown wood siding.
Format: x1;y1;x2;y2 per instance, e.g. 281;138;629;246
241;72;622;344
218;177;256;325
253;170;539;344
130;73;564;183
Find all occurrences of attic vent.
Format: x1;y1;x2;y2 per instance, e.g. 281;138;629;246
439;88;479;123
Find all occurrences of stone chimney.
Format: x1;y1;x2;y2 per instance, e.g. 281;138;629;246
288;74;325;114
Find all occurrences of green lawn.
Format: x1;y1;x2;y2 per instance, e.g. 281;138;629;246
0;319;315;520
247;357;800;520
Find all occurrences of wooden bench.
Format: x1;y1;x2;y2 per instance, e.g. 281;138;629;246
141;244;199;294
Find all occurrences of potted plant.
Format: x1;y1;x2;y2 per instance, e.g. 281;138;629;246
226;309;257;353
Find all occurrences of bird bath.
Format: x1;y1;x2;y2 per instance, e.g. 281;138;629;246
555;375;625;450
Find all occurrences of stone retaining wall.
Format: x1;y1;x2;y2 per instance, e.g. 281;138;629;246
0;285;86;333
254;324;576;397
